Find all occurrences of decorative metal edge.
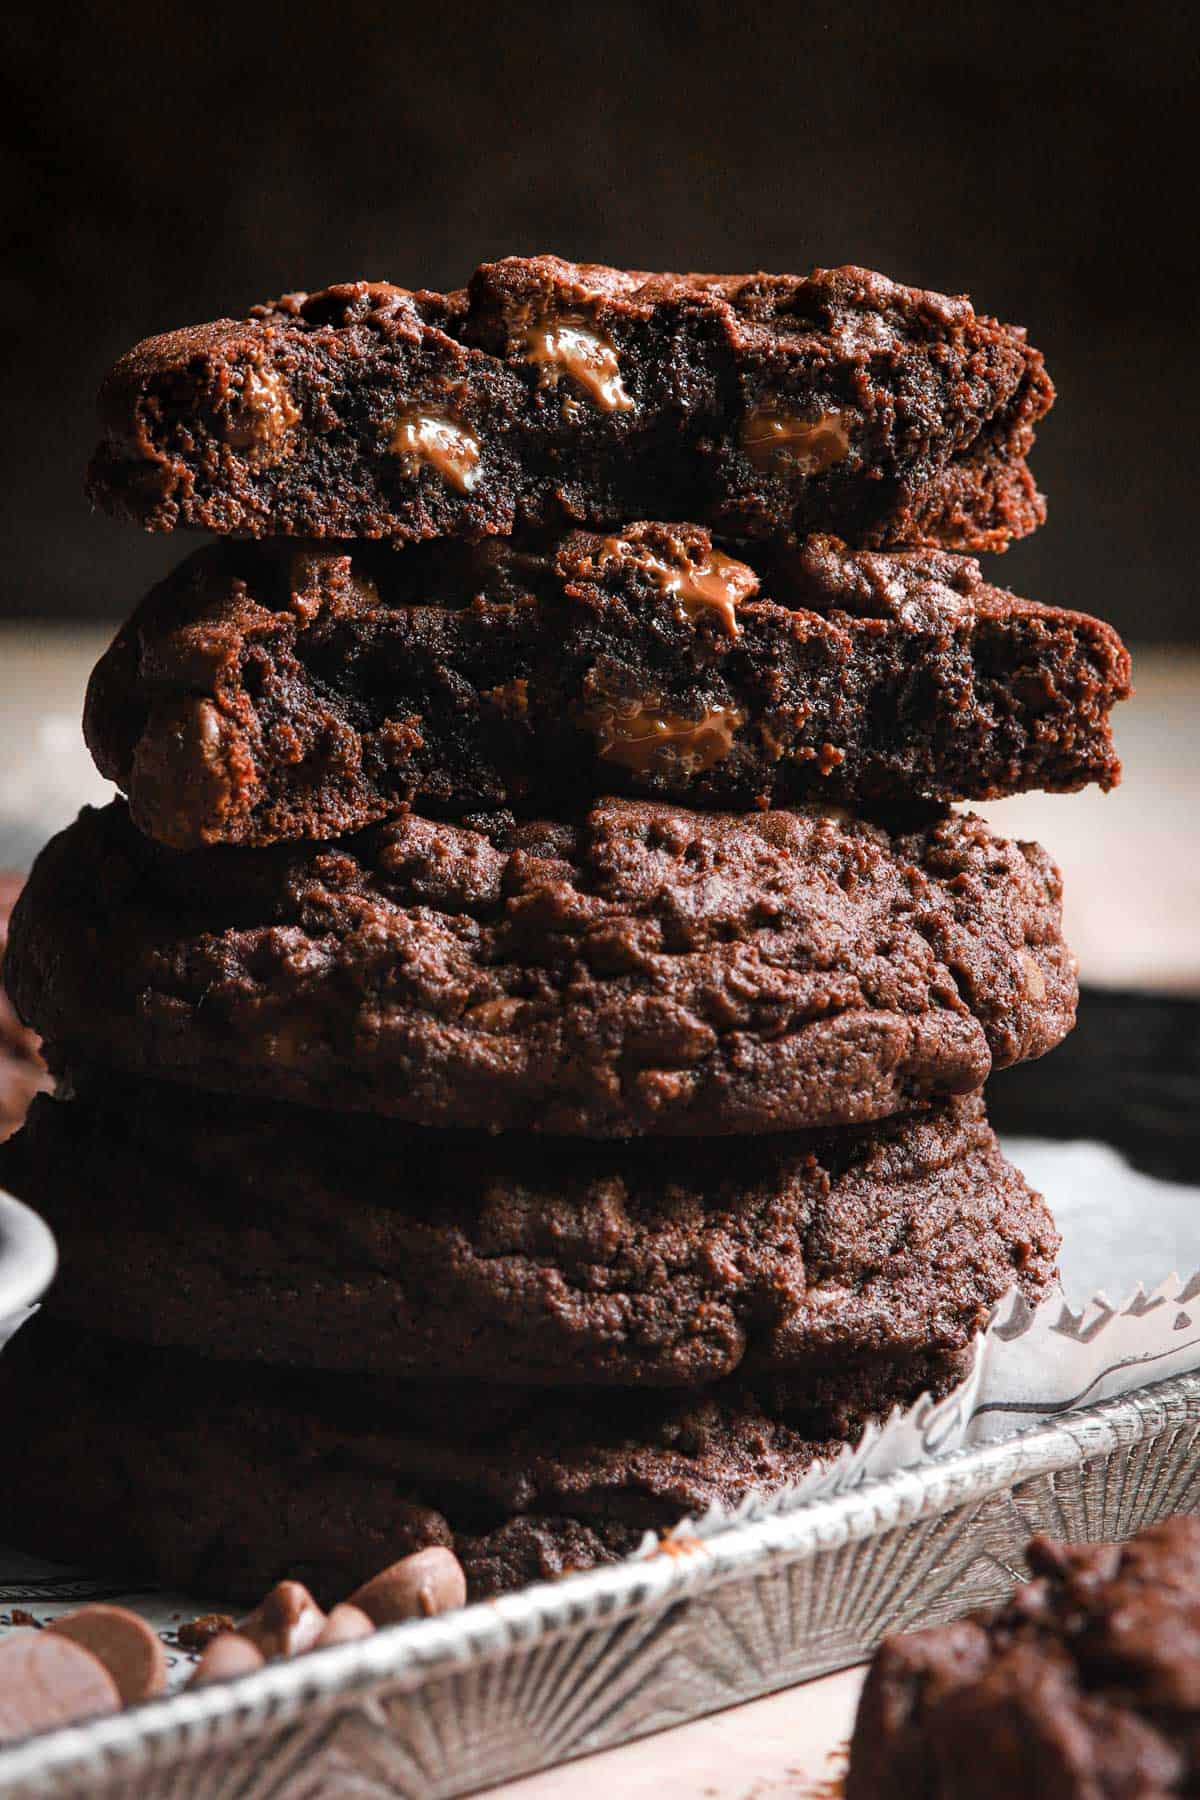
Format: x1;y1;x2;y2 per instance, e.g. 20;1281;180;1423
1;1368;1197;1793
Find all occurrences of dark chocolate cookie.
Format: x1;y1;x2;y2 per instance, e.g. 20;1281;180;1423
6;798;1076;1137
84;527;1128;850
86;259;1052;554
0;1319;972;1604
0;875;48;1143
847;1519;1200;1799
1;1085;1058;1385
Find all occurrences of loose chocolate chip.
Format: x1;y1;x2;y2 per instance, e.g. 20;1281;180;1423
49;1604;167;1707
238;1580;326;1658
314;1604;375;1648
0;1630;121;1743
188;1633;266;1687
348;1547;467;1626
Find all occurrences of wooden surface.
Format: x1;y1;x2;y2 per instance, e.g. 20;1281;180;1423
1;631;1195;1796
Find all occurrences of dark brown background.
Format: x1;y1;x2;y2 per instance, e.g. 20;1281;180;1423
3;0;1196;635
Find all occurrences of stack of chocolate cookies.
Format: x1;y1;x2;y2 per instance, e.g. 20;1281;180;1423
0;259;1129;1604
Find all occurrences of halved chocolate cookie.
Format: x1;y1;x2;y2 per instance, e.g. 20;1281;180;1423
87;258;1052;554
84;528;1128;850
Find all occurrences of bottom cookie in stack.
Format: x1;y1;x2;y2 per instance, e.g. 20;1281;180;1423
0;1086;1058;1603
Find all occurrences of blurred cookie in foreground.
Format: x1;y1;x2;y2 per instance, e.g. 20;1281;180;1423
847;1516;1200;1798
0;873;49;1142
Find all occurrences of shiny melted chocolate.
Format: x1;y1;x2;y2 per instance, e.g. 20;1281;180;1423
224;366;301;464
601;536;758;636
585;698;744;776
389;413;481;492
741;408;850;475
524;315;633;413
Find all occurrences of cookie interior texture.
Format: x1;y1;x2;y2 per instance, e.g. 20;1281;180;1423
5;797;1076;1137
0;1085;1059;1385
83;528;1129;850
0;1318;975;1605
87;259;1052;554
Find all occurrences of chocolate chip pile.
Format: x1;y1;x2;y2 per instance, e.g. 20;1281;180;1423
0;257;1128;1637
0;1545;465;1739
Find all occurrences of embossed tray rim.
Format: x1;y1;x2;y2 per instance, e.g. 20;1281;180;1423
1;1366;1195;1795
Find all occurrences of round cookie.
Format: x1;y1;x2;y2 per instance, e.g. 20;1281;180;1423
6;797;1076;1138
0;1320;975;1604
1;1085;1059;1386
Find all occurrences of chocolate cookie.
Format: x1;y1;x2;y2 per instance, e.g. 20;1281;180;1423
0;1319;972;1604
84;527;1129;850
1;1085;1058;1385
86;259;1052;554
847;1519;1200;1799
6;798;1076;1137
0;875;48;1143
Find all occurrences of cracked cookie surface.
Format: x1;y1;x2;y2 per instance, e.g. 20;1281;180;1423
1;1086;1058;1385
5;797;1076;1136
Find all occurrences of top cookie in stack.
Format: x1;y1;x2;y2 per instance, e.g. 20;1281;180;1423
88;258;1052;552
0;259;1128;1605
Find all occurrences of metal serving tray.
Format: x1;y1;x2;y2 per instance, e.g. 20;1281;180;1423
1;1369;1198;1798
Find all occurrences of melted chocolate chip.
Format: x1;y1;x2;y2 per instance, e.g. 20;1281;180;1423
389;413;480;492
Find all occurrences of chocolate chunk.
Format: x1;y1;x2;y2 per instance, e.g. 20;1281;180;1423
188;1633;265;1686
349;1548;467;1625
237;1581;326;1658
5;799;1076;1138
0;1629;121;1743
80;529;1127;852
86;258;1052;554
314;1605;374;1648
48;1604;167;1707
0;873;50;1141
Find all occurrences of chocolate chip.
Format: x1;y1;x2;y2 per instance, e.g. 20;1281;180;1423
48;1604;167;1707
0;1630;121;1743
188;1633;266;1687
238;1580;326;1658
314;1604;375;1648
348;1547;467;1626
